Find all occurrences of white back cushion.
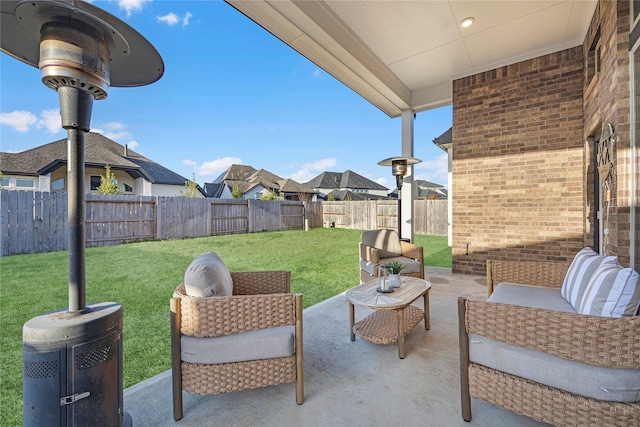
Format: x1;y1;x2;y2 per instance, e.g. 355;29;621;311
561;248;617;309
578;264;640;317
361;229;402;257
184;252;233;297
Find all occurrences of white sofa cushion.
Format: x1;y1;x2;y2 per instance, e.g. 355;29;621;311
560;247;617;310
183;252;233;297
578;264;640;317
181;326;295;364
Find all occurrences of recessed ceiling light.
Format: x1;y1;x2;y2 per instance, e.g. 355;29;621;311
460;17;475;28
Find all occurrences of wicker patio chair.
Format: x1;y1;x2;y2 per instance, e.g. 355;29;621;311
359;229;424;283
171;270;303;421
458;259;640;426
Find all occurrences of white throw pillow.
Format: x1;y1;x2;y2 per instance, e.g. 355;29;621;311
561;247;617;309
578;264;640;317
183;252;233;297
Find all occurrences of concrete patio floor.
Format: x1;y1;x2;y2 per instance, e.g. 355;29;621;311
124;267;548;427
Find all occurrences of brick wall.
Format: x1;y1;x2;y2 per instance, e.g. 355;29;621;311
583;0;631;265
451;47;585;275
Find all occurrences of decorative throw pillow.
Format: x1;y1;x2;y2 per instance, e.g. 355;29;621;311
561;247;617;309
578;264;640;317
183;252;233;297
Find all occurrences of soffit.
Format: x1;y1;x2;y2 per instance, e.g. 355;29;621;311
225;0;597;117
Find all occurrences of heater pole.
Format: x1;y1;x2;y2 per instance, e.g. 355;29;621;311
67;128;86;312
59;86;93;313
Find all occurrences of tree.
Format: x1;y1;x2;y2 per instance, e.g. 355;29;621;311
178;178;199;198
96;164;121;194
260;190;282;200
231;184;244;199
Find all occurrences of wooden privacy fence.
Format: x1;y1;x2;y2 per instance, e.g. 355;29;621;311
0;190;446;256
322;200;448;236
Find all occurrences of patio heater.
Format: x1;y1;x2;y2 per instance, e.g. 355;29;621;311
378;156;421;237
0;1;163;425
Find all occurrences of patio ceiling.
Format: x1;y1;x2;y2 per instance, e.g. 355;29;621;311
225;0;597;118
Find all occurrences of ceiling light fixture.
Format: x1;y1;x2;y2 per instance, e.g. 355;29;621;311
461;17;475;28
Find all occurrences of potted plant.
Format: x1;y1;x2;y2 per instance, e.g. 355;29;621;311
386;261;404;288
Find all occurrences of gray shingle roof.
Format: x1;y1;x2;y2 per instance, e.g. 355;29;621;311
327;189;385;201
304;170;388;191
0;132;188;185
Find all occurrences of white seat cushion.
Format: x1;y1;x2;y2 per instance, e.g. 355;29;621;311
360;256;422;276
469;333;640;402
477;282;640;402
181;326;295;364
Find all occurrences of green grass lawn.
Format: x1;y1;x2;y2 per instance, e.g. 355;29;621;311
0;228;450;425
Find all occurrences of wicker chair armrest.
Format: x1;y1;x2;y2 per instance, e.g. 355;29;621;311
174;284;301;337
360;243;380;263
487;260;569;296
463;298;640;369
400;241;424;262
230;270;291;295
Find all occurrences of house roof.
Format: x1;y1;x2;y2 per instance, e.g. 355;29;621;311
305;170;388;191
226;1;596;117
415;180;444;189
247;168;282;184
203;182;224;198
213;164;257;183
327;189;385;201
0;132;188;185
206;164;316;197
433;127;452;152
278;179;318;195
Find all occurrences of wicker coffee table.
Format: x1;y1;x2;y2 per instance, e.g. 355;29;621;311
345;276;431;359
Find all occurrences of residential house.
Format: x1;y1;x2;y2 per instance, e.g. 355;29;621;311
304;170;389;200
0;132;202;197
205;164;317;201
388;180;447;200
227;1;640;276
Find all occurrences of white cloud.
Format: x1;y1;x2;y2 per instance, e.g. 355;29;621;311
118;0;151;17
193;157;242;177
288;158;336;182
414;153;448;185
36;109;62;133
157;13;179;26
183;11;192;26
303;158;336;170
92;122;138;149
312;69;323;78
182;159;197;166
156;11;192;27
0;110;38;132
376;177;390;188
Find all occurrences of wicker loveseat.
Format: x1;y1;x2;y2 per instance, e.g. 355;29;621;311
458;253;640;426
171;259;303;421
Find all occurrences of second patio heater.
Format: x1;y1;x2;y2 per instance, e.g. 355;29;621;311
0;1;163;425
378;156;421;237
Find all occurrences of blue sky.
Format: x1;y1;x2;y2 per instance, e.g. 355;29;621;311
0;0;452;189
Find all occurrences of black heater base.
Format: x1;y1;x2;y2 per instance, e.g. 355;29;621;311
23;302;130;427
